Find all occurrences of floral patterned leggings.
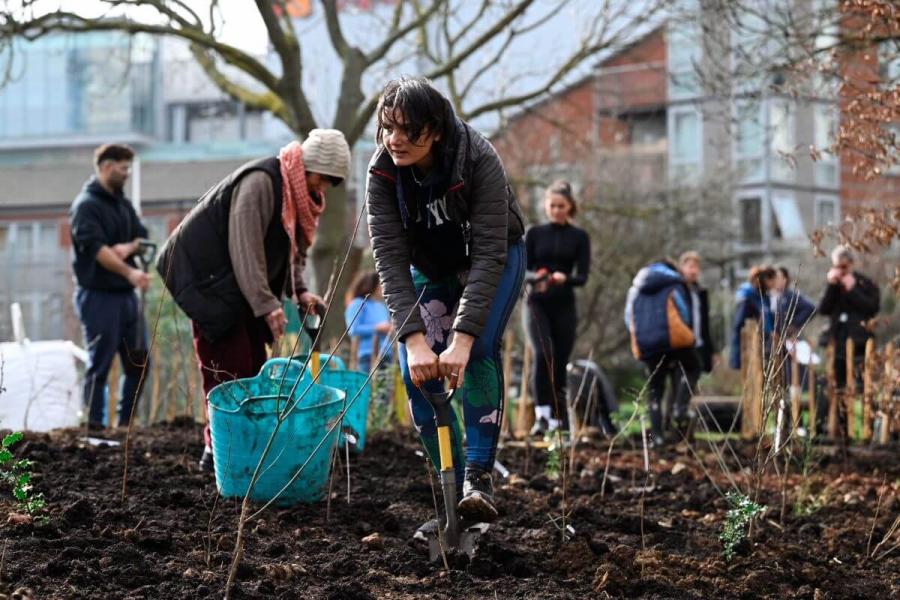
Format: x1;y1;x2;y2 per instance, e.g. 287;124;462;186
399;241;525;481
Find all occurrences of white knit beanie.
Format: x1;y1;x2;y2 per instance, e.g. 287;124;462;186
301;129;352;183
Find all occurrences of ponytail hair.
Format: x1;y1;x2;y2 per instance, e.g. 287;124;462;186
545;179;577;218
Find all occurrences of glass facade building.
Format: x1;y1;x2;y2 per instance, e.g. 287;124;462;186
0;33;158;141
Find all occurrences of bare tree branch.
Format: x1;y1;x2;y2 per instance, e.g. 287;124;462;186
321;0;350;59
365;0;444;66
190;44;294;129
424;0;536;80
1;9;282;93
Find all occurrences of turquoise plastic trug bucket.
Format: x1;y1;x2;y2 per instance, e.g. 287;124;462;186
294;353;372;453
207;358;346;505
319;369;371;452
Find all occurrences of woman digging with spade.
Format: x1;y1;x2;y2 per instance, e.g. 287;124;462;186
366;77;525;532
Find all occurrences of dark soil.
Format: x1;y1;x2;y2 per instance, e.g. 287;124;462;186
1;421;899;599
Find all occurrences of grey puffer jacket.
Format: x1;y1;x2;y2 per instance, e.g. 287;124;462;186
366;118;525;341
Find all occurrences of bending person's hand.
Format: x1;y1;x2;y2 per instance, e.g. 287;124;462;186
265;307;287;341
550;271;567;285
297;291;325;314
405;333;440;388
127;268;151;291
439;332;474;389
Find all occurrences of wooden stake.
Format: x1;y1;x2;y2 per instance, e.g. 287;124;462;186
846;338;856;441
808;343;817;439
188;359;201;422
740;319;756;440
863;338;876;442
349;336;359;371
150;343;161;424
108;358;120;426
515;342;533;439
881;342;896;445
749;321;764;438
790;347;801;433
166;360;180;423
826;340;838;439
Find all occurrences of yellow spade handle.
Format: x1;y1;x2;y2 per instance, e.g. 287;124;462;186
437;425;454;472
311;351;320;379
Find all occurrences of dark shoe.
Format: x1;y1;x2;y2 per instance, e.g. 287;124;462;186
529;418;547;438
458;467;498;523
198;447;215;473
86;421;105;433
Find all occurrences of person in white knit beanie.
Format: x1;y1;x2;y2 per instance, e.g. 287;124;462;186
301;128;352;184
157;128;352;473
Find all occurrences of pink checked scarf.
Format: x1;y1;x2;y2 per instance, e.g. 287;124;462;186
279;141;324;295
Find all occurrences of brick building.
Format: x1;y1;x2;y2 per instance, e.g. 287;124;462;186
493;27;667;218
491;16;898;277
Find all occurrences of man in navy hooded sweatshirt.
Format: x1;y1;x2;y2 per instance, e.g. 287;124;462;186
69;144;151;431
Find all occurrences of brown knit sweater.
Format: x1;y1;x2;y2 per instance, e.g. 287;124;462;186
228;171;307;317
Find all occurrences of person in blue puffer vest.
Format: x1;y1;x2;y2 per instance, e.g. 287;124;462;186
625;259;699;446
729;265;776;370
344;270;393;374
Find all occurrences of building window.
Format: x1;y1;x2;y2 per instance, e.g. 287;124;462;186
815;196;838;229
740;196;762;244
735;101;764;182
14;223;35;259
668;15;702;101
630;114;666;146
770;100;796;182
814;104;839;187
888;124;900;176
771;194;804;240
670;108;701;181
879;40;900;86
35;222;59;259
167;100;264;143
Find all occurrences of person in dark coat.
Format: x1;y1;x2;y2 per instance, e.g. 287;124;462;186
524;180;591;436
366;76;525;525
817;246;880;436
157;129;352;471
69;144;150;431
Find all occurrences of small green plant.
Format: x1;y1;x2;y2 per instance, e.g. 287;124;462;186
793;488;829;517
792;437;827;517
0;432;47;521
720;491;765;562
545;440;562;481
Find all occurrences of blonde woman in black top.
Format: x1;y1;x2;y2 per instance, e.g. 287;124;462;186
524;180;590;435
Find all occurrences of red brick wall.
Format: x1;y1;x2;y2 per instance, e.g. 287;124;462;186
838;16;900;213
491;27;667;202
492;81;597;180
596;28;667;118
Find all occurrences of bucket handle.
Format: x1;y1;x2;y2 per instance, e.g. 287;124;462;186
259;357;308;382
287;353;347;372
210;393;290;414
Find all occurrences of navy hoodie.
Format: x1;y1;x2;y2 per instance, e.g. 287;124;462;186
69;178;148;291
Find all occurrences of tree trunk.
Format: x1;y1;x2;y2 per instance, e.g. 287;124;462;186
310;183;364;344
